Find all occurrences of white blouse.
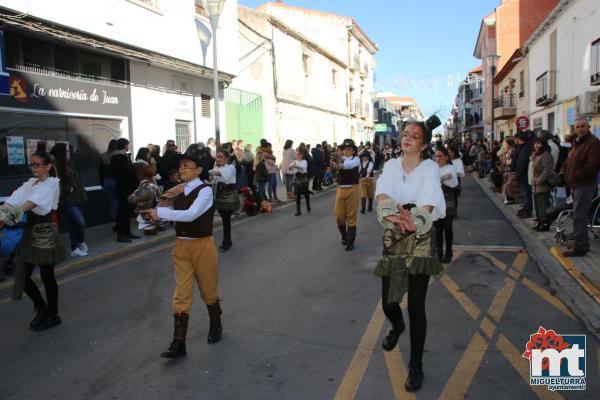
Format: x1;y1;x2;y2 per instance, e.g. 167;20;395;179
453;158;465;178
289;160;307;174
440;164;459;188
6;177;61;216
375;158;446;221
212;164;236;184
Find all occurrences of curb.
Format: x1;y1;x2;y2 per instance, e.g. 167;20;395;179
470;172;600;339
549;246;600;304
0;183;339;298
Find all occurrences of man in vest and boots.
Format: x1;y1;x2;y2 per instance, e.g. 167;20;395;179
142;144;222;359
333;139;360;251
359;151;375;214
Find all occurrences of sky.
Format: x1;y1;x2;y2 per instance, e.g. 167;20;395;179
239;0;500;122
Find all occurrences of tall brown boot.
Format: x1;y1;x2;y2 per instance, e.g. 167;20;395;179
206;300;222;344
338;224;347;246
161;312;189;358
345;226;356;251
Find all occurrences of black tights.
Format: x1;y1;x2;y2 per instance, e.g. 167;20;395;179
219;210;233;245
381;274;430;367
23;263;58;314
435;217;454;258
295;186;310;211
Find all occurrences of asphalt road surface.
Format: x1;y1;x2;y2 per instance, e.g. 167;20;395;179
1;176;598;399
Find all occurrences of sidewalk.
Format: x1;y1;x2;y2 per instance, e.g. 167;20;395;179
0;181;335;296
471;172;600;336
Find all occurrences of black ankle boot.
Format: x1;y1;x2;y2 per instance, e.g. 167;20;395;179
382;320;406;351
206;300;222;344
338;225;347;246
33;310;62;332
161;313;189;358
29;303;47;330
442;248;453;263
405;362;424;392
368;198;373;212
295;204;301;216
345;226;356;251
306;200;311;213
360;198;366;214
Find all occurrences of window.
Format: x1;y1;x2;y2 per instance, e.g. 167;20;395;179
332;69;337;86
175;120;191;151
519;70;525;98
302;53;310;76
201;94;211;118
591;38;600;85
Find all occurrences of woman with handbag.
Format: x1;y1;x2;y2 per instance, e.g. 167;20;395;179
211;150;239;251
531;138;554;232
289;149;310;216
1;151;66;331
434;147;458;263
374;118;445;393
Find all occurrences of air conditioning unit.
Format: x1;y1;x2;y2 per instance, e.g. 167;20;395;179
576;91;600;115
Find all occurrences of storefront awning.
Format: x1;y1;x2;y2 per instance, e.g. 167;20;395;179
0;10;235;85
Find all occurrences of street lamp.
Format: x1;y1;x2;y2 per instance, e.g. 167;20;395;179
487;54;500;141
202;0;226;145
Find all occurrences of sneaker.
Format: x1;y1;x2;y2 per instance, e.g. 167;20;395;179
70;248;88;257
78;242;88;253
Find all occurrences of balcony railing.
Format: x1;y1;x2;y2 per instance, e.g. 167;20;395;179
536;71;557;106
493;95;516;120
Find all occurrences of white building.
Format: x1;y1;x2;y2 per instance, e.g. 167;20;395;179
524;0;600;138
255;2;378;145
0;0;238;224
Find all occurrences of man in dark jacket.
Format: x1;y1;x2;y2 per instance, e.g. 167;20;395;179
111;138;140;242
311;145;324;191
513;132;534;218
560;117;600;257
158;140;180;184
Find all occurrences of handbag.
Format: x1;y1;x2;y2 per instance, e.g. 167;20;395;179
215;183;240;211
546;170;563;188
293;173;309;188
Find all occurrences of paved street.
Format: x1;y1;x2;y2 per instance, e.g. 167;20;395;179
1;176;599;399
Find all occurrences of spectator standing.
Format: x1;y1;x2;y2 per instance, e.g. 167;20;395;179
111;138;140;243
158;140;180;185
311;144;324;191
264;143;280;202
530;138;554;231
50;143;89;257
513;132;534;218
99;139;118;221
282;140;296;199
561;117;600;257
254;151;269;203
212;150;238;252
244;144;255;189
289;149;310;216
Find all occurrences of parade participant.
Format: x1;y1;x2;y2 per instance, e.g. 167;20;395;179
448;146;464;213
374;116;445;392
211;149;239;252
1;151;66;331
289;149;310;216
359;151;375;214
434;147;458;262
332;139;361;251
141;144;221;359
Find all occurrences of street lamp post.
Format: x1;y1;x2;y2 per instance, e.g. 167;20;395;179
487;54;499;141
203;0;226;146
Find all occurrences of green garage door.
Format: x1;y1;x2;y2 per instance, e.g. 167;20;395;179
225;88;264;148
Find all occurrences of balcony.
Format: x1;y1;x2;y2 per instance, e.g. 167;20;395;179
536;71;557;106
493;95;517;120
591;71;600;86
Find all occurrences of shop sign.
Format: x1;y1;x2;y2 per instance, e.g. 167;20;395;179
375;123;389;133
0;70;131;116
516;115;530;131
0;29;9;96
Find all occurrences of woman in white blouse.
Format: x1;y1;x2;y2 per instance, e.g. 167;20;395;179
374;121;445;393
211;150;238;252
288;149;310;216
434;147;458;263
448;147;464;213
2;151;66;331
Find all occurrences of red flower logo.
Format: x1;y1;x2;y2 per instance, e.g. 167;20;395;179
522;326;570;370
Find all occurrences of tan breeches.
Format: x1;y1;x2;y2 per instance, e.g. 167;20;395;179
360;179;374;199
171;236;218;313
334;186;359;227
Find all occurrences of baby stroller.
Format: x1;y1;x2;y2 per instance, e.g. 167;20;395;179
554;194;600;246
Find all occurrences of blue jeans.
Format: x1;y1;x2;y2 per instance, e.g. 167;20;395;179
268;173;278;200
63;205;86;250
518;181;533;213
103;177;118;220
284;174;294;194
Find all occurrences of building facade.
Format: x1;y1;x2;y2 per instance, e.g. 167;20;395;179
493;50;530;139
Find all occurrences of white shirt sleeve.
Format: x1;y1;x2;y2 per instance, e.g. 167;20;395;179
416;163;446;220
217;164;236;184
156;186;213;222
455;159;465;178
342;157;360;170
5;180;31;209
6;177;60;215
374;160;394;198
291;160;307;174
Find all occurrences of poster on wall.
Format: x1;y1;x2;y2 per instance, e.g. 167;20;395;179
25;139;69;161
6;136;25;165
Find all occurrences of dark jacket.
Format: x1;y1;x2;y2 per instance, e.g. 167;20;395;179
255;160;269;182
111;152;138;198
56;160;88;206
158;151;180;182
562;132;600;188
513;140;533;184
